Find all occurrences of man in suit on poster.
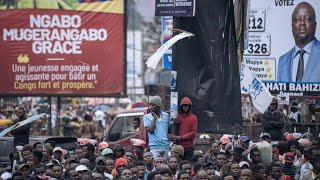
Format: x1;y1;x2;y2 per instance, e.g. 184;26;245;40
278;2;320;82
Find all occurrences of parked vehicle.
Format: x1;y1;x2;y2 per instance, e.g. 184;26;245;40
104;108;148;150
0;136;79;168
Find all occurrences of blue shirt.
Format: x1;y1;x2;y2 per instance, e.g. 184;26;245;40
143;111;170;148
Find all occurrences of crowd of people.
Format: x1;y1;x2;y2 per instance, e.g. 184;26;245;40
1;95;320;180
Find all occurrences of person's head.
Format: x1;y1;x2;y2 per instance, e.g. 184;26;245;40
16;107;26;119
81;172;93;180
135;161;145;179
105;158;115;173
180;103;191;114
120;169;132;180
240;168;253;180
291;2;317;47
75;165;89;179
17;164;30;177
170;145;184;159
93;173;103;180
22;149;31;161
159;168;173;180
149;95;162;113
115;158;129;174
222;173;233;180
133;146;144;160
168;156;179;172
12;172;25;180
65;169;80;180
270;163;282;180
209;139;220;154
124;150;135;164
177;170;190;180
143;151;154;165
53;147;63;160
101;147;114;159
75;148;83;159
33;142;43;152
13;146;23;160
33;164;46;177
45;141;56;149
232;147;245;162
191;154;205;172
80;158;91;169
147;171;161;180
251;164;267;180
42;151;48;163
179;160;192;176
260;133;272;143
154;157;165;168
287;139;300;154
133;117;140;129
250;148;261;164
196;170;208;180
240;136;250;149
128;164;138;180
82;143;95;159
52;164;63;179
229;163;240;178
32;150;43;164
217;152;227;168
95;156;106;173
309;104;317;113
113;144;125;158
268;101;278;112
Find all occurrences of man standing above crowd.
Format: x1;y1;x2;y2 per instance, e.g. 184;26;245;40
170;96;198;161
10;107;31;146
144;96;170;160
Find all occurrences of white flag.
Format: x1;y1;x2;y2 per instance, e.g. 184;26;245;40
240;63;273;113
146;32;194;69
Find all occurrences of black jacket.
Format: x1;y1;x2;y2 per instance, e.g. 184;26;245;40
261;109;286;141
11;118;31;146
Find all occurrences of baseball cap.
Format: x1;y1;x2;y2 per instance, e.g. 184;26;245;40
131;138;147;148
240;136;250;143
170;145;184;157
102;148;114;156
53;147;63;153
260;133;271;139
17;164;30;171
239;161;250;168
75;165;89;172
95;156;106;164
284;152;295;163
220;137;230;145
1;172;12;180
99;142;109;150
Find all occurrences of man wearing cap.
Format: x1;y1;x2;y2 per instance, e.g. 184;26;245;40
75;165;89;179
170;96;198;161
53;147;66;165
93;156;107;177
283;152;297;179
17;164;30;178
102;148;114;159
143;95;170;160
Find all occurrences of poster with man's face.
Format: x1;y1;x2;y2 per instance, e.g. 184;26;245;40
244;0;320;96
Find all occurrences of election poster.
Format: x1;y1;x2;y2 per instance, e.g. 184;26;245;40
0;0;125;96
244;0;320;96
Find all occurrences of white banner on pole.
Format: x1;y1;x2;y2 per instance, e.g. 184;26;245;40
146;32;194;69
240;63;274;113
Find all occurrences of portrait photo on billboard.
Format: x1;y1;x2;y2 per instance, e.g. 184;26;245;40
245;0;320;84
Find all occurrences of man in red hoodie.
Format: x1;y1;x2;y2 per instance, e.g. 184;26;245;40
170;97;198;161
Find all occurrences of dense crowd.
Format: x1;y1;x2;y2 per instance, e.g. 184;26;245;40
1;95;320;180
0;132;320;180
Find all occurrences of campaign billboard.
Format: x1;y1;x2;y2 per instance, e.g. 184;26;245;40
245;0;320;96
0;0;125;96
